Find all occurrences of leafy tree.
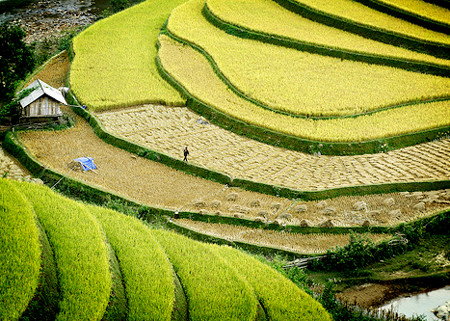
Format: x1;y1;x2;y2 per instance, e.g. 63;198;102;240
0;22;34;103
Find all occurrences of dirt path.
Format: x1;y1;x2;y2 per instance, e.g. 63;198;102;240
97;105;450;192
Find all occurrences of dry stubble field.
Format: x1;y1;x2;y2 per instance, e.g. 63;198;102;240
97;105;450;191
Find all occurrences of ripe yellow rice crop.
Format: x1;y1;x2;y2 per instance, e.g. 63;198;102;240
291;0;450;44
167;0;450;117
365;0;450;25
0;179;40;321
213;245;333;321
158;34;450;142
70;0;187;111
206;0;450;67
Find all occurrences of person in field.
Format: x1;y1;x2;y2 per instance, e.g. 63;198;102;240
183;146;189;162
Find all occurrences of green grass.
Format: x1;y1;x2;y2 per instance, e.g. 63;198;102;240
0;179;40;320
152;229;259;321
15;181;112;321
369;235;450;279
88;205;175;321
213;245;333;321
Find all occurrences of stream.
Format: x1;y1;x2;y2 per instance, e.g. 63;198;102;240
379;286;450;320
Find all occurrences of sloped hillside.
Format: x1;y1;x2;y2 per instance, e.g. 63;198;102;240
0;178;331;320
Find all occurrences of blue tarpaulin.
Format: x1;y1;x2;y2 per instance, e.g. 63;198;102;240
73;157;97;171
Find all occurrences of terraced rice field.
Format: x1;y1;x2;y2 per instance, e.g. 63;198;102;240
1;179;331;320
172;219;391;254
205;0;450;66
70;0;186;111
157;34;450;141
206;0;450;66
97;105;450;192
167;0;450;117
377;0;450;24
0;144;37;182
16;109;449;228
290;0;450;44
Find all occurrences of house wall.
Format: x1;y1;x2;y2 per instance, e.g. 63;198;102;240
24;96;62;117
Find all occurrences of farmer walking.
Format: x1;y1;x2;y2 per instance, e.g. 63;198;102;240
183;146;189;162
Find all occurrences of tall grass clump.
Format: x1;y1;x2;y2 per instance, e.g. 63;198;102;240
0;179;41;320
70;0;187;111
88;205;175;321
152;229;259;321
213;245;332;321
16;181;112;321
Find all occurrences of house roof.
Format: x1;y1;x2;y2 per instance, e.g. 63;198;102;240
19;79;67;108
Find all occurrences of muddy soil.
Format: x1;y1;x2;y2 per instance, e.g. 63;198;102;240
337;279;450;309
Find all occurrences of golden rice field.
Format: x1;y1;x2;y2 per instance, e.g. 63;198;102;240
70;0;186;111
181;187;450;227
206;0;450;67
15;107;450;228
292;0;450;44
23;51;70;89
0;145;37;183
167;0;450;117
173;219;391;254
373;0;450;25
158;34;450;142
97;105;450;192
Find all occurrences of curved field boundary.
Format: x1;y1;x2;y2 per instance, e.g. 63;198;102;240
17;181;112;321
2;130;449;250
89;205;177;321
20;219;59;321
151;229;261;321
4;114;450;202
155;40;450;155
213;245;332;321
164;28;450;121
353;0;450;34
0;179;41;321
164;1;450;119
202;3;450;78
272;0;450;59
167;218;368;259
169;208;449;259
424;0;450;8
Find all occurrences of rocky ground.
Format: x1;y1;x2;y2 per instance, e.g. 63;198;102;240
1;0;99;43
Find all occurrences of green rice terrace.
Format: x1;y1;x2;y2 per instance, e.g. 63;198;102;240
1;0;450;319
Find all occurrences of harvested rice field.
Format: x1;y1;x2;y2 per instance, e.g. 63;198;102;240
182;187;450;227
15;107;448;227
0;145;39;183
17;110;227;210
96;105;450;192
23;51;70;89
172;219;391;254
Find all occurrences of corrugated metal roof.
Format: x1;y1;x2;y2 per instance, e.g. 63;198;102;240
19;79;67;108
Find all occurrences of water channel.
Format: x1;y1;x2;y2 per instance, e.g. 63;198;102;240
379;286;450;321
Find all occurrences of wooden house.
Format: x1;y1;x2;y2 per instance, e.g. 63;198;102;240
19;79;66;122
